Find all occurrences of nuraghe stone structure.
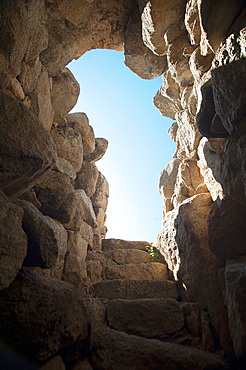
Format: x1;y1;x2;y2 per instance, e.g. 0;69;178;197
0;0;246;368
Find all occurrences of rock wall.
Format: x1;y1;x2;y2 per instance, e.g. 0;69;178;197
0;0;246;367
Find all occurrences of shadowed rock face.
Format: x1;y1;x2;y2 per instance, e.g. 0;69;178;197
0;0;246;368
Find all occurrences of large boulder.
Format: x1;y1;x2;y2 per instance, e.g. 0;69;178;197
51;68;80;116
0;270;91;361
91;328;227;369
139;0;187;56
0;191;27;290
34;171;77;224
75;161;99;198
62;231;88;289
51;127;83;173
84;138;108;163
66;113;95;156
208;196;246;265
107;249;151;265
102;239;151;251
0;92;57;197
91;279;179;300
13;200;59;269
107;298;184;339
104;262;168;281
124;8;166;79
155;193;233;353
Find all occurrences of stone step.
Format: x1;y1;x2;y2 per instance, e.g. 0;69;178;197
103;262;168;281
102;238;151;251
90;279;180;300
106;298;185;340
105;248;152;264
90;328;227;370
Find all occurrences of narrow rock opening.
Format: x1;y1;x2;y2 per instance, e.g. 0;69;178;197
68;49;175;242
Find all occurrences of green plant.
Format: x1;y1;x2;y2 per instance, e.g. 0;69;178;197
146;245;162;263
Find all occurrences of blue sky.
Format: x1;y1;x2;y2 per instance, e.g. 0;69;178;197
68;50;175;243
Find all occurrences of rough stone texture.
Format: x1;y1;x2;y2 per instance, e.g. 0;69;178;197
13;200;59;269
28;66;54;131
28;216;68;280
34;171;77;224
55;157;77;180
0;270;91;361
84;138;108;163
104;262;168;281
91;279;179;300
107;249;151;265
41;355;66;370
225;258;246;357
107;298;184;338
139;0;187;56
63;189;98;230
0;92;57;197
91;172;109;213
124;8;166;79
102;239;151;251
62;231;88;289
159;159;181;200
199;0;245;55
208;196;246;265
51;68;80;116
156;194;232;352
66;113;95;156
86;261;103;287
197;137;224;201
91;328;227;370
51;126;83;172
79;221;94;247
0;192;27;290
75;161;99;198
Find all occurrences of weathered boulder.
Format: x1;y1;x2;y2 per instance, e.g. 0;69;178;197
185;0;201;46
84;138;108;163
107;298;184;338
91;328;227;369
0;92;57;197
18;58;42;95
102;239;151;251
91;172;109;212
167;33;194;88
0;192;27;290
74;0;136;56
86;261;102;286
91;279;179;300
51;68;80;116
0;270;91;361
62;231;88;288
159;158;181;200
208;196;246;265
211;28;246;134
79;221;94;247
225;258;246;357
197;137;224;201
107;249;151;265
64;189;97;230
8;77;25;100
28;66;54;131
198;0;245;55
51;127;83;172
139;0;187;56
13;200;59;269
30;216;68;280
34;171;77;224
75;161;99;197
104;262;168;281
124;8;166;79
41;355;66;370
66;113;95;155
156;193;232;353
40;11;80;76
54;157;76;180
